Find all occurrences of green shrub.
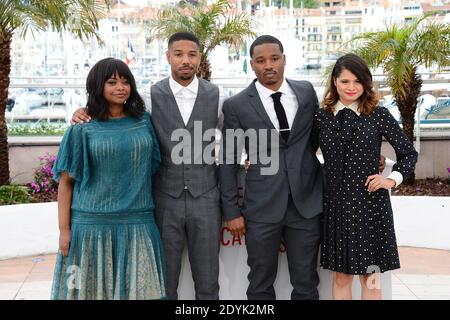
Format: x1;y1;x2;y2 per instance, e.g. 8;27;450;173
7;121;68;136
0;185;32;205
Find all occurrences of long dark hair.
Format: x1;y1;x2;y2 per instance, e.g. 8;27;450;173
85;58;145;120
323;53;379;116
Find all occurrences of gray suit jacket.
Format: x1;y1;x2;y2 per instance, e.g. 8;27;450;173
151;77;220;199
219;79;323;223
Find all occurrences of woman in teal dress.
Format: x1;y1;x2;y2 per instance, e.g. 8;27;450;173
50;58;166;300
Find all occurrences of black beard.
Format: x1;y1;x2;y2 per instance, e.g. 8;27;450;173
180;75;194;81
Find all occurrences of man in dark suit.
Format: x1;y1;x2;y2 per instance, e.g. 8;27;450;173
219;35;323;300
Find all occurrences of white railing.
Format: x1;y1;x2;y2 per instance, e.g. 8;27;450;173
6;75;450;140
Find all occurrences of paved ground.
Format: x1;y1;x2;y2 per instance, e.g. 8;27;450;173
0;246;449;300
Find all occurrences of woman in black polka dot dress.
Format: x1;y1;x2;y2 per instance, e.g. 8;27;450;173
313;54;418;299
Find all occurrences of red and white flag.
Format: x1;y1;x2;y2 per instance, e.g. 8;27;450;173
125;39;136;65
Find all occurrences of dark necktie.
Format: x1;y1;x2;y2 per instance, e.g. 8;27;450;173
270;92;290;142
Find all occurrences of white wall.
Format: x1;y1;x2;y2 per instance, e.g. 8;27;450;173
392;196;450;251
0;201;396;300
2;160;448;299
0;202;59;260
2;196;449;261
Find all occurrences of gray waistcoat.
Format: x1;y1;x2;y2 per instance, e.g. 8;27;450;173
151;77;220;198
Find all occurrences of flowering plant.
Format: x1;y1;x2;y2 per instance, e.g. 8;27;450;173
29;153;58;194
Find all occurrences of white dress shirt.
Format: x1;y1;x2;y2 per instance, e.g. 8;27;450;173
334;100;404;188
169;76;199;125
140;76;227;126
254;78;298;132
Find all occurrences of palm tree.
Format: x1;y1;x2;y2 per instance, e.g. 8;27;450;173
348;14;450;182
0;0;110;186
145;0;256;80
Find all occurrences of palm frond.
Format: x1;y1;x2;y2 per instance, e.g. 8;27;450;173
345;17;427;98
319;62;335;86
144;0;255;78
350;26;406;69
205;13;256;56
385;53;413;98
0;0;109;41
404;11;436;36
207;0;233;21
146;7;195;39
412;20;450;69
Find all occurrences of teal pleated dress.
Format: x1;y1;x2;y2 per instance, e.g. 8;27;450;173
50;112;166;300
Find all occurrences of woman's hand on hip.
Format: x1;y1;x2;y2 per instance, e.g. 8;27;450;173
365;174;396;192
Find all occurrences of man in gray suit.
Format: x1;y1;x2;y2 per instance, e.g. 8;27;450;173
219;35;323;300
147;32;226;300
71;32;226;300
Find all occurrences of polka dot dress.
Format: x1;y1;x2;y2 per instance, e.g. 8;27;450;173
313;106;418;275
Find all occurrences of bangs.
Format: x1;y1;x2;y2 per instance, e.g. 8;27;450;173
102;59;134;82
86;57;145;121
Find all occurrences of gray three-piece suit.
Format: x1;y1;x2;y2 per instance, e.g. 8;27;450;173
151;78;221;300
